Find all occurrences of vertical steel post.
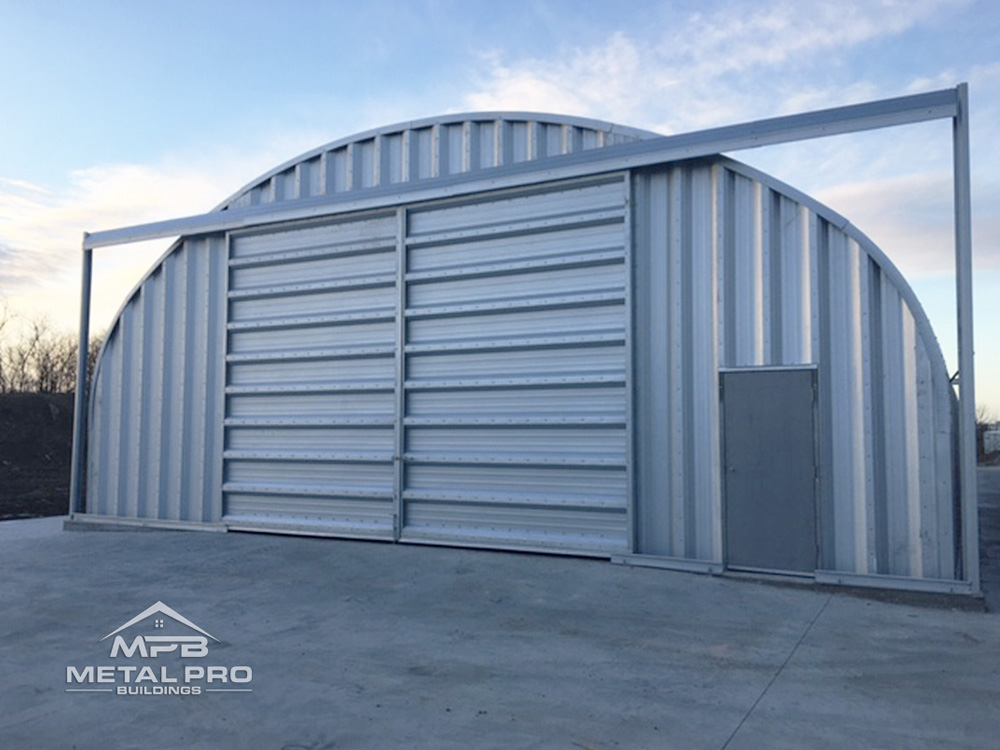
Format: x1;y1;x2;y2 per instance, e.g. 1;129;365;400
393;208;407;541
68;236;93;516
953;83;979;592
623;173;636;553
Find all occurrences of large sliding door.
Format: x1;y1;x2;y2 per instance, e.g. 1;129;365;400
400;176;630;553
220;176;631;555
222;211;399;537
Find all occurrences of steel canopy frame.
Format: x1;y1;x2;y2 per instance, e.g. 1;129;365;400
68;85;979;593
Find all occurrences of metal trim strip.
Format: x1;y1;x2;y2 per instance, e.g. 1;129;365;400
611;554;724;575
814;569;973;594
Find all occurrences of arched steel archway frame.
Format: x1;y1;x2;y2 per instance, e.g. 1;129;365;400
68;85;978;592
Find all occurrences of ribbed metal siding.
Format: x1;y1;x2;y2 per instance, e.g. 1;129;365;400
632;164;721;562
221;115;652;211
632;160;958;581
87;236;227;521
401;176;630;552
222;212;398;536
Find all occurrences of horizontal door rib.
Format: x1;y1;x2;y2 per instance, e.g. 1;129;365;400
225;417;394;427
405;249;624;284
226;381;394;395
229;238;395;268
404;374;626;391
227;309;395;332
402;489;627;510
224;450;394;463
406;208;624;247
404;290;624;319
223;482;394;500
228;273;396;300
403;416;625;427
403;453;625;468
226;345;394;364
405;332;624;356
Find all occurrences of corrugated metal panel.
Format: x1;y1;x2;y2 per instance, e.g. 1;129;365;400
632;159;958;581
221;211;398;537
400;176;630;552
87;235;227;522
632;165;720;561
221;114;654;212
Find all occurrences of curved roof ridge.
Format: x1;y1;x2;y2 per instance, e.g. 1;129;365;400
215;112;661;212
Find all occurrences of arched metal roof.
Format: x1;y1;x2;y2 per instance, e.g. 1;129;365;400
216;113;659;212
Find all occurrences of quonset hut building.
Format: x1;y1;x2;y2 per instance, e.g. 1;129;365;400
70;87;980;595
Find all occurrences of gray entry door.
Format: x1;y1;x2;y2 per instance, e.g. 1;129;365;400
722;369;817;573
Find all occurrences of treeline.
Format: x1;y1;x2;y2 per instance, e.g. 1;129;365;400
0;312;103;393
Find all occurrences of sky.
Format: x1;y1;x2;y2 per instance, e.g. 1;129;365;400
0;0;997;413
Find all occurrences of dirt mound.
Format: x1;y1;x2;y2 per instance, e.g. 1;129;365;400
0;393;74;519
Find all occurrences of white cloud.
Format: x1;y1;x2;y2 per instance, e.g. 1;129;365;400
0;177;50;195
465;33;649;123
662;0;968;78
463;0;971;134
815;171;999;279
462;0;997;280
0;130;331;336
0;161;225;335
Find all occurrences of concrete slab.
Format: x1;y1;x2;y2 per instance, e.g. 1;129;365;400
0;474;998;749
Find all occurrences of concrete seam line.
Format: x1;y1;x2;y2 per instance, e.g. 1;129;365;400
719;594;833;750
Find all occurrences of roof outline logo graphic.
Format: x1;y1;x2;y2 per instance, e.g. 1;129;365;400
100;601;219;642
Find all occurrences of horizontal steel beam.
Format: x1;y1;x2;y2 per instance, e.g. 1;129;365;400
83;87;960;249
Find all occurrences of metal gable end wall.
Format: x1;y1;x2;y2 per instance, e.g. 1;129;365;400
631;158;961;587
81;111;966;593
87;235;228;525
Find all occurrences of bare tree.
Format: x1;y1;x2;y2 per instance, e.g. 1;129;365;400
0;299;10;392
3;319;40;392
977;404;996;464
0;309;104;393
